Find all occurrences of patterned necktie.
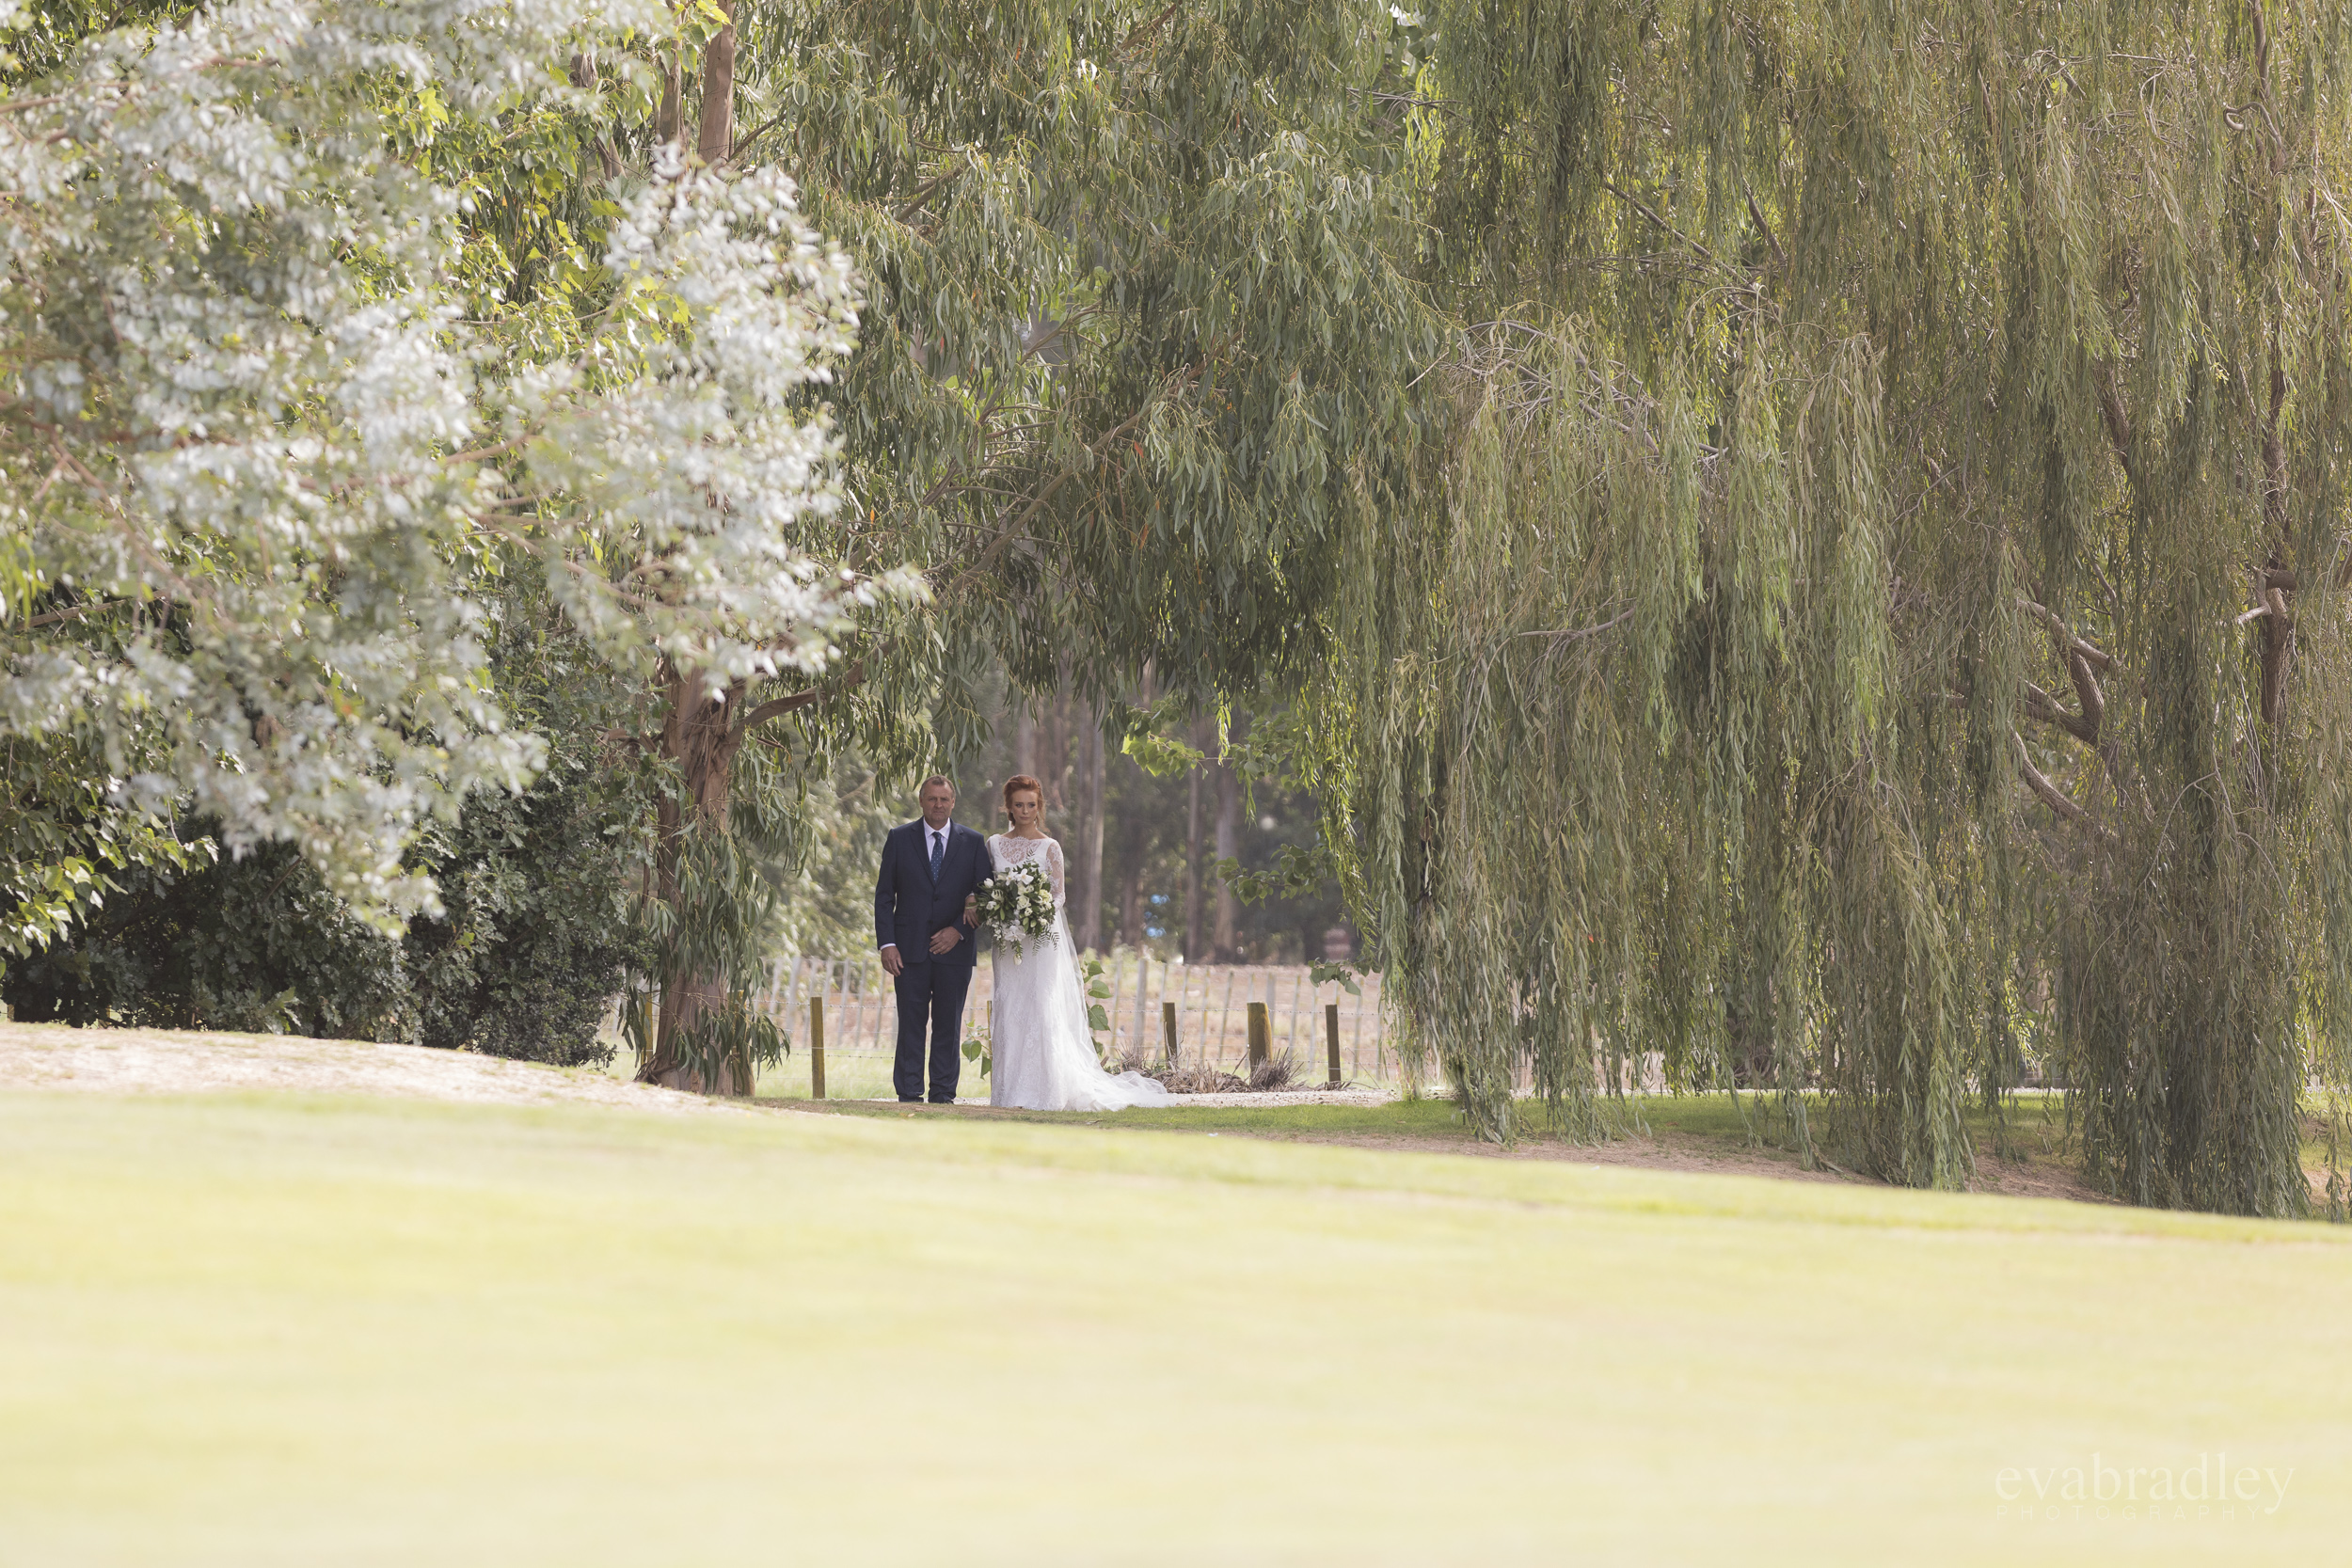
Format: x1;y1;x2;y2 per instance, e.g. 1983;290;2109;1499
929;828;944;881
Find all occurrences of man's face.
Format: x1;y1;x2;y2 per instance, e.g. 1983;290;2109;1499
920;784;956;830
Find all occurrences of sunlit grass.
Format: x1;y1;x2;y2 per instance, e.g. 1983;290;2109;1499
3;1088;2346;1563
787;1085;2089;1170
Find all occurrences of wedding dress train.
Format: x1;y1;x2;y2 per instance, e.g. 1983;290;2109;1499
986;833;1171;1112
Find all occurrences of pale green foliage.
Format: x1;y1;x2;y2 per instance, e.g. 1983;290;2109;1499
1303;0;2352;1213
0;0;874;926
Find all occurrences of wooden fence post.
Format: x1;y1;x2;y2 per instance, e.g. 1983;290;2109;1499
1161;1000;1179;1069
1325;1002;1342;1087
810;995;827;1101
1247;1001;1270;1071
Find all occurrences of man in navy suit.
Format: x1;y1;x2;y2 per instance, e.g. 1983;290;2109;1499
875;775;987;1103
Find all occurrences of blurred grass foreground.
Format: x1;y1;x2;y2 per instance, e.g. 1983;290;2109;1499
5;1086;2349;1565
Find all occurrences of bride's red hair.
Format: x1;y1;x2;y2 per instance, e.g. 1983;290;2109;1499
1002;774;1043;816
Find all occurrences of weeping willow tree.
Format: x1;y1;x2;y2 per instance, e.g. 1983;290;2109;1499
1299;0;2352;1213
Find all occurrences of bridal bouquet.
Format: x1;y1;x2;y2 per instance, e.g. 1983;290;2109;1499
975;861;1057;958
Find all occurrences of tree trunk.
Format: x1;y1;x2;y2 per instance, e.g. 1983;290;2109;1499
2259;356;2294;726
1184;717;1206;959
694;0;738;166
567;55;623;178
1074;705;1105;952
1013;703;1037;781
655;56;681;148
1213;714;1244;960
1041;686;1069;812
1120;866;1144;950
642;664;751;1096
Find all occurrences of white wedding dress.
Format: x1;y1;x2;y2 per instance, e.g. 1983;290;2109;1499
987;833;1171;1112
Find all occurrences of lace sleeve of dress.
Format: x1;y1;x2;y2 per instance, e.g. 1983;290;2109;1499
1046;839;1066;906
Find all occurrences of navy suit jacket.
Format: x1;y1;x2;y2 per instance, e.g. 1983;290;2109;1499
874;819;986;971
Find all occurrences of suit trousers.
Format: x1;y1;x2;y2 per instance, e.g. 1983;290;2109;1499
892;961;973;1102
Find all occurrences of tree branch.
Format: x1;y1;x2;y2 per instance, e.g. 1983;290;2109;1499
1120;0;1183;55
2259;353;2293;724
730;106;792;164
2013;731;2114;840
738;660;864;734
2020;599;2114;670
970;358;1204;571
20;597;130;629
1744;185;1787;267
2065;650;2105;736
1602;179;1745;282
2023;682;2100;747
2095;361;2139;493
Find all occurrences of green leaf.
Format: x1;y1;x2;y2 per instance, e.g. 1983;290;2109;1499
1309;959;1364;996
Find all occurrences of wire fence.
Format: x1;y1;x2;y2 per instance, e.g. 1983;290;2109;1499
757;949;1394;1081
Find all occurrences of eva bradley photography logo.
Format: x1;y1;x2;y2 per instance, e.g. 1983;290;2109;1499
1994;1453;2294;1523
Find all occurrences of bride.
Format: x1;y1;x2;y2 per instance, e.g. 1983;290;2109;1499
985;775;1171;1112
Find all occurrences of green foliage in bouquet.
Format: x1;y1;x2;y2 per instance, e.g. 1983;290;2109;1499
974;862;1057;958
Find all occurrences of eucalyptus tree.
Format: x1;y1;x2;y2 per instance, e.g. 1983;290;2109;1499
0;0;874;1092
564;0;1438;1081
1301;0;2352;1212
710;0;1437;704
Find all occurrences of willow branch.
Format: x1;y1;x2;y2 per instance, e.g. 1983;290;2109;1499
1744;185;1787;267
1515;606;1635;642
2065;649;2105;736
2020;599;2114;671
2023;682;2100;747
2012;731;2114;840
2094;361;2139;494
1602;179;1744;281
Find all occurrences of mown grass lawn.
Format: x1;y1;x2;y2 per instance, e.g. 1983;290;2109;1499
3;1088;2345;1565
786;1086;2094;1182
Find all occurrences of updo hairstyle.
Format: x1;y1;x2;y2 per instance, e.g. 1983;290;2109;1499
1002;774;1044;817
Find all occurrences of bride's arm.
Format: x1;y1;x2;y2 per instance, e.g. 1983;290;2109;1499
1047;840;1066;907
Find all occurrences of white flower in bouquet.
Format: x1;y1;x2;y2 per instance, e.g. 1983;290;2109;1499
976;861;1057;958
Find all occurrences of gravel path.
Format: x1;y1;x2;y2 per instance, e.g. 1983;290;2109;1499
0;1022;742;1116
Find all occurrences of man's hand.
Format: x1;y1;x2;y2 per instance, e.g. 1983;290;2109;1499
930;926;962;956
880;944;904;977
